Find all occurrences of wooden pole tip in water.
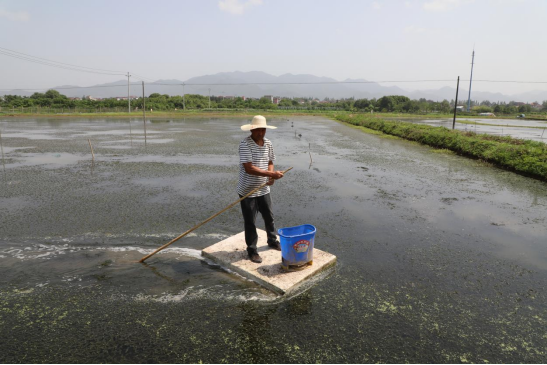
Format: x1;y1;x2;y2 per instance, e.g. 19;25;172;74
88;139;95;161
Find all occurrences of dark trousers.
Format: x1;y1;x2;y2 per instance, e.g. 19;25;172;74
239;193;277;256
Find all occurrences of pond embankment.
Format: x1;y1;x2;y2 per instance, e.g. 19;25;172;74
333;113;547;181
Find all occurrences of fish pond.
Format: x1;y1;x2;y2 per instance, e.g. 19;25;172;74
0;116;546;363
396;117;547;143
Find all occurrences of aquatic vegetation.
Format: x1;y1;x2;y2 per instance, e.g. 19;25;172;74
2;117;547;363
334;113;547;181
431;148;455;154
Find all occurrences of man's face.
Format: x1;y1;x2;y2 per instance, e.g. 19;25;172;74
251;128;266;140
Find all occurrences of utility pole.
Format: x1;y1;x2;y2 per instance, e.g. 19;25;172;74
208;88;211;109
127;72;131;113
467;48;475;112
453;76;460;130
182;83;186;110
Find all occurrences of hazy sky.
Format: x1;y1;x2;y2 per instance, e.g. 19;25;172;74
1;0;546;95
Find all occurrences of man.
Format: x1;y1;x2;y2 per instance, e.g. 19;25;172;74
237;115;284;263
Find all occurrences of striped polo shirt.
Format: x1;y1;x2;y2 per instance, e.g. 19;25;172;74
237;136;276;197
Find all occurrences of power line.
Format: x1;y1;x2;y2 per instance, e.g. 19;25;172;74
471;79;547;84
130;73;155;82
0;46;154;82
1;79;547;92
0;48;125;76
0;46;126;74
167;80;457;86
153;80;547;86
0;45;544;87
0;84;142;91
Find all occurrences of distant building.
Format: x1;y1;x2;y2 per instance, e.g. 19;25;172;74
273;97;281;105
263;95;273;102
456;106;464;111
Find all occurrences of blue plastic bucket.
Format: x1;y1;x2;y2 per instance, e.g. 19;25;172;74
277;224;316;267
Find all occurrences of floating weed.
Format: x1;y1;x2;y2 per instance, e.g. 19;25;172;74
344;123;383;135
91;274;110;281
13;288;34;294
476;159;495;167
99;259;113;267
441;197;459;205
431;148;455;154
379;134;401;140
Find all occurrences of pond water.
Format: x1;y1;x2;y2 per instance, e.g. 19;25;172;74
399;118;547;142
0;117;546;363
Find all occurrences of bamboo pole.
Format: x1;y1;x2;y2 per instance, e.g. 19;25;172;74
142;82;147;146
139;166;293;263
129;119;133;147
0;129;6;174
87;139;95;161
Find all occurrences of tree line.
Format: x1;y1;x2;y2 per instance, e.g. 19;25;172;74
1;90;546;114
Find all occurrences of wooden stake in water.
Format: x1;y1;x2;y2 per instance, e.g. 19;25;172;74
88;139;95;161
142;81;147;146
0;129;6;174
129;120;133;147
542;128;546;139
139;167;294;263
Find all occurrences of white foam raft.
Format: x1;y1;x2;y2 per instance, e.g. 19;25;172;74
202;229;337;295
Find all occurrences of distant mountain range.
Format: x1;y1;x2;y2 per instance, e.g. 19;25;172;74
3;71;547;103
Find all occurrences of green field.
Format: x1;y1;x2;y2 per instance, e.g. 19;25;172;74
2;108;545;121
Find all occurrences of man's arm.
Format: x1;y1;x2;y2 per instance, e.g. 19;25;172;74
243;161;284;179
267;161;275;185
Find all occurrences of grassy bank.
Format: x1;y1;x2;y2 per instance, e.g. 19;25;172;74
333;113;547;181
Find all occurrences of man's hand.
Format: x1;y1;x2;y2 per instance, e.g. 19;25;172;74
270;171;284;180
266;178;275;186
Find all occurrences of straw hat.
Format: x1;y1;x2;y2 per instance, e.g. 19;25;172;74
240;115;277;131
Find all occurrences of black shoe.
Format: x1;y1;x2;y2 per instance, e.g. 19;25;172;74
268;240;281;251
249;253;262;263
